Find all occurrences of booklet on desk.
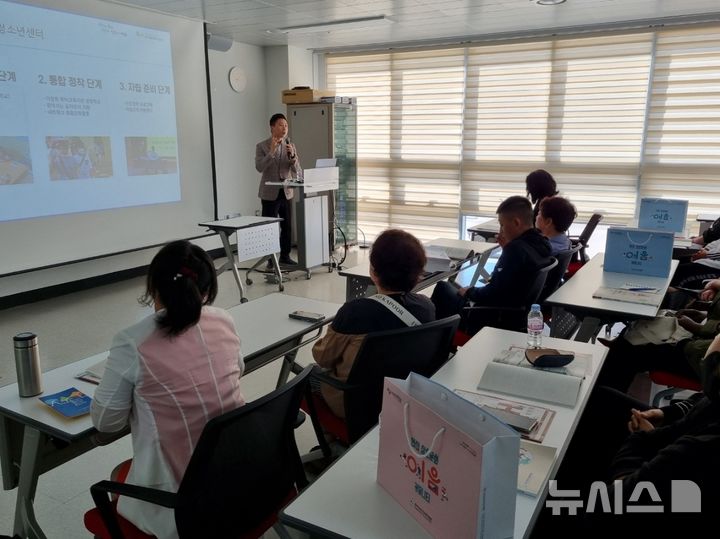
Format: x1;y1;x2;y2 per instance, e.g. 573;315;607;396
39;387;91;418
454;389;555;443
477;346;590;407
592;285;661;306
518;440;557;496
424;248;455;274
426;242;475;262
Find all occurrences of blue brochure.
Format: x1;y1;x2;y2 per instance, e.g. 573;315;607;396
39;387;91;418
603;227;674;277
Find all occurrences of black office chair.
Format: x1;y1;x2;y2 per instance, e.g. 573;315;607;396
539;244;582;304
462;257;558;333
304;315;461;449
569;212;603;265
84;366;313;539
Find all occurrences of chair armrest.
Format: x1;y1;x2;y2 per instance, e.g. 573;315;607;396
309;366;359;392
91;480;177;508
90;480;177;539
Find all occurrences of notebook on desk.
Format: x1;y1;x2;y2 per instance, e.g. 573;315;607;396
477;346;590;407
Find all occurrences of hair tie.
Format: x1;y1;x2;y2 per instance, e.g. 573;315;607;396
173;266;198;282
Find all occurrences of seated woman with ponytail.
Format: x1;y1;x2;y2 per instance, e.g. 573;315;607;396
90;240;245;539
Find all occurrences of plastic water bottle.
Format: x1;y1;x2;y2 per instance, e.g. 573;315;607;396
527;304;543;349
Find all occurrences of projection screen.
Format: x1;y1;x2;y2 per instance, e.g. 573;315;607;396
0;0;215;276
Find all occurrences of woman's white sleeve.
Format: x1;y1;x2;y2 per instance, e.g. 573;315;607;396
90;330;137;432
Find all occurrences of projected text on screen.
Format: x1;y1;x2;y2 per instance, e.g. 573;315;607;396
0;0;180;222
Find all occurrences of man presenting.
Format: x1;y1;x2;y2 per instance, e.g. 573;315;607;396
255;113;302;266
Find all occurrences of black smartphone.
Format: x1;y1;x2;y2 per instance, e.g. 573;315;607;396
288;310;325;323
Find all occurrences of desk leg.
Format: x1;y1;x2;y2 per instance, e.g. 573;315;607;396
13;427;47;539
276;344;300;389
574;316;602;343
271;253;284;292
0;416;16;491
218;231;247;303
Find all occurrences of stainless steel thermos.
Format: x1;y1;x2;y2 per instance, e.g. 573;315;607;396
13;332;43;397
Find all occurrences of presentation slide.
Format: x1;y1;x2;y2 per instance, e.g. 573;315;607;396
0;0;180;221
0;0;216;277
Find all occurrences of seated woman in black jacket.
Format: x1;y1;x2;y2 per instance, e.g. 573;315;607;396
312;229;436;418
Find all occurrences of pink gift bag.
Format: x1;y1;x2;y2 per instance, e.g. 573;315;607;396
377;374;519;539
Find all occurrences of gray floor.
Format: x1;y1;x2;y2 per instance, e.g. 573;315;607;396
0;247;370;538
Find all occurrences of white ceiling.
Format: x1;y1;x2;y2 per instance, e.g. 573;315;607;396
114;0;720;50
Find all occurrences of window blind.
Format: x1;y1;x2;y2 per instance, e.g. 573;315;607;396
327;49;464;240
642;27;720;229
326;26;720;240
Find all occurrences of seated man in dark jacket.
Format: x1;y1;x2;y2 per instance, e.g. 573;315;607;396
432;195;552;334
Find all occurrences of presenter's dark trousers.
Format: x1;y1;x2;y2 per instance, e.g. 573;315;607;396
261;189;291;257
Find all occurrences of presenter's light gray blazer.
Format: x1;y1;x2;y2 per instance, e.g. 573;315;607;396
254;137;302;201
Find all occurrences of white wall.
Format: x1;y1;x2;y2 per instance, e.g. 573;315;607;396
265;46;290;121
287;45;315;89
209;42;268;220
264;45;316;120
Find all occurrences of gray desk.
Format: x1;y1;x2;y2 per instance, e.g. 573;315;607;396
545;254;679;342
339;240;499;301
199;216;284;303
0;293;340;539
280;327;607;539
697;213;719;235
467;218;500;242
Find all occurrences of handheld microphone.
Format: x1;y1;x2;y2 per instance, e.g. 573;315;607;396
286;137;296;160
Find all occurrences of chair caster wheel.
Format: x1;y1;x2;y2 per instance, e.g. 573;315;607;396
246;278;253;285
306;271;311;280
240;297;249;303
279;284;285;292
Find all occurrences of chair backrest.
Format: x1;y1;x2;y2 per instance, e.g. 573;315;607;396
464;257;558;334
174;366;312;538
577;212;603;246
343;315;461;443
570;212;603;264
525;256;558;307
539;245;581;303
